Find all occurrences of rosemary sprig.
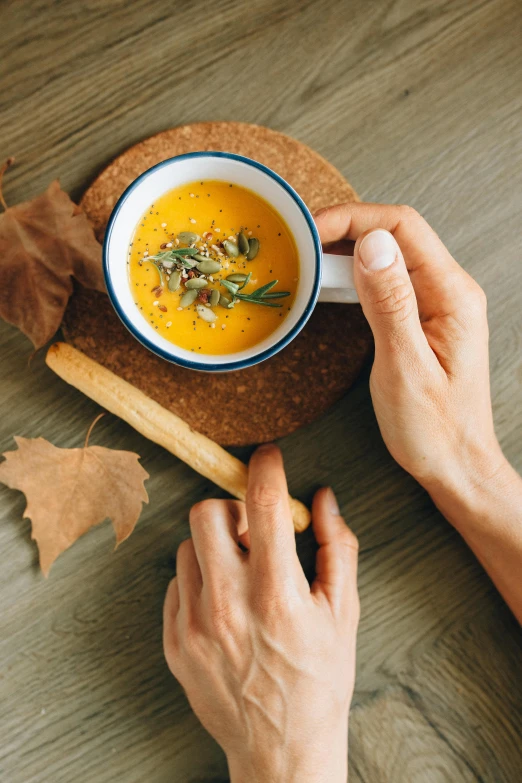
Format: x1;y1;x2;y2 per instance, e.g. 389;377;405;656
150;248;199;259
259;291;291;298
142;259;164;285
148;248;198;269
248;279;277;297
141;249;199;282
220;278;290;308
237;272;252;291
236;296;286;308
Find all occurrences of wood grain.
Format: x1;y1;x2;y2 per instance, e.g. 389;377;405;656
1;0;521;782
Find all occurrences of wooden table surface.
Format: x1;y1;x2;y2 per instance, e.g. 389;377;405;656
1;1;521;781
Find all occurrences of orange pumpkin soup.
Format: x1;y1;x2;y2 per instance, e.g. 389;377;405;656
128;181;299;354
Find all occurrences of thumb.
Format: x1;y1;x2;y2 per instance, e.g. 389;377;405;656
354;228;426;355
311;487;359;620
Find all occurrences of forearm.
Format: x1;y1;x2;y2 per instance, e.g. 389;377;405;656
427;457;522;623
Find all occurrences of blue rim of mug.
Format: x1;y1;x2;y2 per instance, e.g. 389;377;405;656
103;151;322;372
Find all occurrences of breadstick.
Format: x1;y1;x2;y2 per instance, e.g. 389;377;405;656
46;343;310;532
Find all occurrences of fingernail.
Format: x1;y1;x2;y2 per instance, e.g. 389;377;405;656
359;229;397;271
257;442;276;453
326;487;340;515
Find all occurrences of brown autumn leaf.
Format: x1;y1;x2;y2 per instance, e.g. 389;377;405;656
0;417;149;576
0;158;106;349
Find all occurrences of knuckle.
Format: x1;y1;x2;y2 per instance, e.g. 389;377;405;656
468;282;488;314
338;526;359;555
250;483;282;511
397;204;423;225
251;577;299;618
371;279;415;321
253;591;289;623
210;599;238;636
190;498;220;525
182;624;204;658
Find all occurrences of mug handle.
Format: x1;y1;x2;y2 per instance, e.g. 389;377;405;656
318;253;359;303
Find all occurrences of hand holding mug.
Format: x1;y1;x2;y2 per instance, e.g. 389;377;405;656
315;202;504;498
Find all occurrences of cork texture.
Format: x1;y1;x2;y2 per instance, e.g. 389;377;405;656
63;122;372;446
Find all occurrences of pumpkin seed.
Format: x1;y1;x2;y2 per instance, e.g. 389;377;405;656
210;289;220;307
238;231;249;255
194;253;209;262
223;240;239;258
197;305;217;323
180;289;198;308
185;278;208;290
246;238;259;260
196;259;222;274
168;270;181;292
219;294;231;308
180;257;197;269
226;273;248;283
177;231;198;245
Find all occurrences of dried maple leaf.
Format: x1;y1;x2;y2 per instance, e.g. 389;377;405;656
0;158;105;349
0;416;149;576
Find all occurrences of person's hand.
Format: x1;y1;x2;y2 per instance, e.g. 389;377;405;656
315;203;508;502
315;202;522;622
163;445;359;783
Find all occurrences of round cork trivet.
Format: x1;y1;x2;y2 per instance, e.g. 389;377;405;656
62;122;372;446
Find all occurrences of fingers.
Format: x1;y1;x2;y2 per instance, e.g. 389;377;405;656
176;537;202;610
314;202;453;271
163;576;180;664
164;576;180;618
246;444;298;577
179;445;302;608
353;228;431;361
311;488;359;621
314;203;464;322
189;499;246;587
227;499;250;550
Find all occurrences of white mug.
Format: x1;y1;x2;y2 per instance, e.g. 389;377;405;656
104;152;358;372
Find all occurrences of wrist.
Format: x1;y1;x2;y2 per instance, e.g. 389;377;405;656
228;756;347;783
423;445;517;531
227;725;348;783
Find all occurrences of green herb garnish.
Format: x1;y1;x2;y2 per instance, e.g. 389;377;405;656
142;247;201;283
220;278;290;308
150;248;199;259
149;248;198;269
142;259;164;285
